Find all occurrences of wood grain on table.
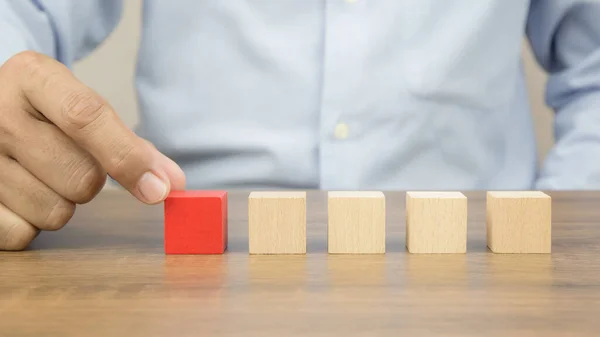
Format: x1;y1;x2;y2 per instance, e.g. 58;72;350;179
1;190;599;337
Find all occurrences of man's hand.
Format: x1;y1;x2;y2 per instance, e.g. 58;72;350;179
0;51;186;250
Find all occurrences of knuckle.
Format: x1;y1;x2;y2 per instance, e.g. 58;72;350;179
70;163;106;204
106;144;139;177
61;90;108;131
0;108;19;145
43;198;75;231
3;51;45;74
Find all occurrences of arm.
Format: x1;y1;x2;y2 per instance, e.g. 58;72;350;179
527;0;600;189
0;0;123;65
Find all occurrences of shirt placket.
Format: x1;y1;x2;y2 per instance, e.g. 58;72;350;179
319;0;365;190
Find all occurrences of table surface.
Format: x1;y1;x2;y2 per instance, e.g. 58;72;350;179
1;190;600;337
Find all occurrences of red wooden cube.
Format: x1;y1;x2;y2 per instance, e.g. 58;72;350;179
164;190;228;254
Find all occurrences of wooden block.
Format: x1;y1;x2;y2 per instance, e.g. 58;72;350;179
327;191;385;254
164;190;228;254
406;191;467;253
486;191;551;253
248;191;306;254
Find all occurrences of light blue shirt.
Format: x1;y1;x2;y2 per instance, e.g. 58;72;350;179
1;1;600;190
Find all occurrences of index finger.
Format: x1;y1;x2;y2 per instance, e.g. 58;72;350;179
12;52;185;203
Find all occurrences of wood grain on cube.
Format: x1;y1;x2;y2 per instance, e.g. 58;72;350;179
328;191;385;254
486;191;551;253
406;191;467;253
248;191;306;254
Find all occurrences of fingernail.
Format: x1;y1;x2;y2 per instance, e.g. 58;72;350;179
137;172;168;203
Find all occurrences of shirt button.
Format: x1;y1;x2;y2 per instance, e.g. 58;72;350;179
334;123;349;140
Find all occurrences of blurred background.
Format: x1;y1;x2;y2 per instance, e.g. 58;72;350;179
73;0;554;179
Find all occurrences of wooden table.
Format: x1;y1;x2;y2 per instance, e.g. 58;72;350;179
1;190;599;336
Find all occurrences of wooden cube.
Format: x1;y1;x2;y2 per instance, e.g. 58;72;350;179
248;191;306;254
486;191;551;253
164;190;228;254
406;191;467;253
327;191;385;254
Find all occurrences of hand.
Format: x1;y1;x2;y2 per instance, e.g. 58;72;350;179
0;51;185;250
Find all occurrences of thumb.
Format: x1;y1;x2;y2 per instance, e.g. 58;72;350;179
114;143;185;204
158;152;187;192
141;139;186;193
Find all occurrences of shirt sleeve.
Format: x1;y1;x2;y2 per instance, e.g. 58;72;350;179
0;0;123;66
527;0;600;189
